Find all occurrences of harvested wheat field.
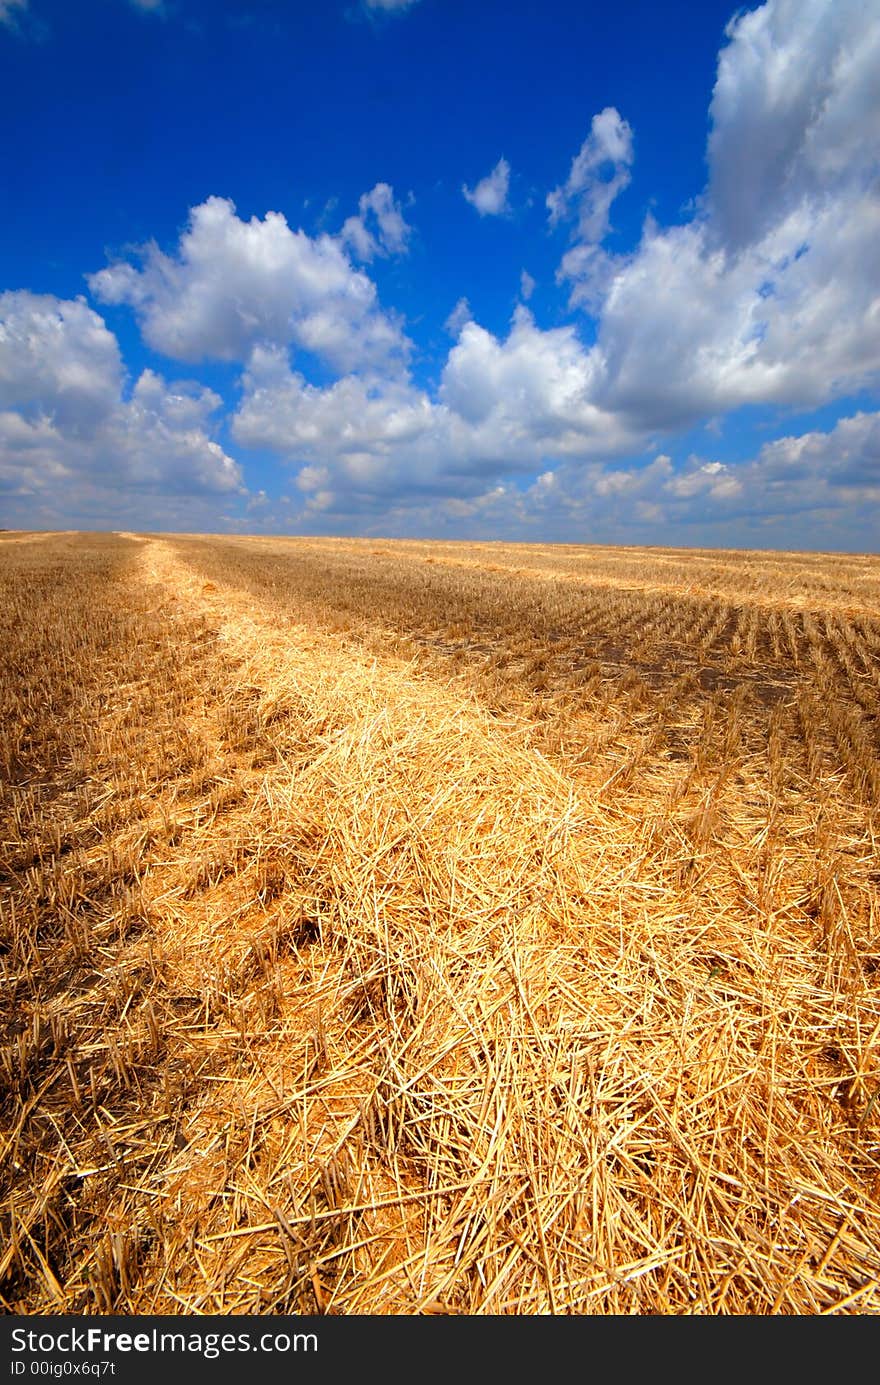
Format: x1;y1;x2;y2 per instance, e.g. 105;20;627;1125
2;529;880;1315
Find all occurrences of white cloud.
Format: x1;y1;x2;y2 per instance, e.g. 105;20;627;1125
592;455;672;499
88;195;410;374
295;463;331;494
665;459;742;500
620;413;878;532
708;0;880;252
746;411;880;496
340;183;412;262
232;346;439;496
0;292;243;510
438;307;630;455
444;297;472;337
519;270;535;301
595;177;880;432
548;107;634;239
0;291;123;431
628;413;880;536
557;242;619;314
548;107;634;311
584;0;880;432
377;411;880;545
232;308;643;518
522;1;880;435
230;262;880;543
463;157;511;217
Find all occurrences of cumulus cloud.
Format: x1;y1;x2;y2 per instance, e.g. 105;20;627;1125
588;0;880;429
235;298;876;537
591;412;879;537
708;0;880;252
90;0;880;531
0;291;123;432
519;270;535;301
593;194;880;429
0;292;243;513
598;204;879;433
463;158;511;217
88;195;410;374
438;307;630;454
233;346;488;518
235;307;640;474
234;345;436;469
232;307;643;520
340;183;412;262
231;254;880;544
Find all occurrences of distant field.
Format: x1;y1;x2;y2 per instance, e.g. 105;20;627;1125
2;531;879;1314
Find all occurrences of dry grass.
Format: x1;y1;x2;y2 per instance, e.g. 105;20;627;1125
1;530;879;1315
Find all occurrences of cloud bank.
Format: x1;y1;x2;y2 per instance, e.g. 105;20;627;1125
2;0;878;544
0;291;242;524
230;0;880;531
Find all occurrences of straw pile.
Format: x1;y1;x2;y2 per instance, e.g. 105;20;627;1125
1;531;879;1314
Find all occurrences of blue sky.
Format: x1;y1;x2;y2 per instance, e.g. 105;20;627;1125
1;0;878;550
